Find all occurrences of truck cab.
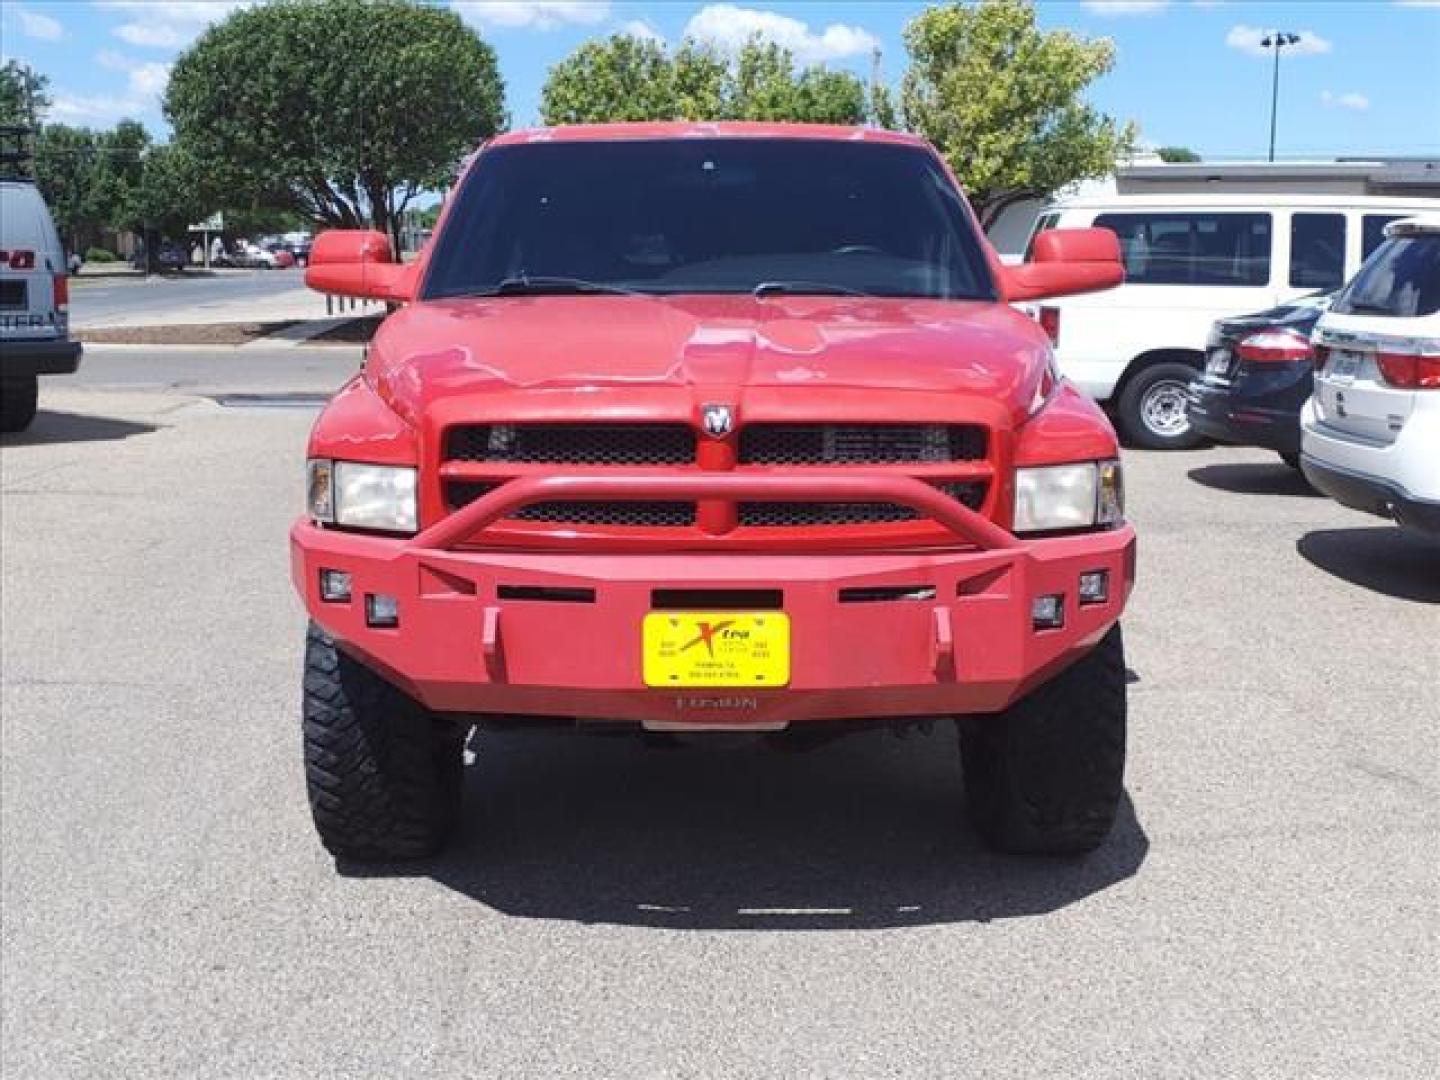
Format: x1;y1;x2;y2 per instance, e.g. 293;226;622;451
295;123;1135;863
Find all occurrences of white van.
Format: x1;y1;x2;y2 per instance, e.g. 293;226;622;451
1;178;82;433
1026;193;1439;448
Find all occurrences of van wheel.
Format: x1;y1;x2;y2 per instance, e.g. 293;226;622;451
1116;362;1204;450
958;624;1127;855
1;376;39;434
302;623;465;862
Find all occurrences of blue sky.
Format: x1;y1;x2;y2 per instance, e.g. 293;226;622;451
3;1;1438;160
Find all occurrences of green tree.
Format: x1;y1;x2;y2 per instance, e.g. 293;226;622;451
540;34;874;126
126;144;207;241
0;60;51;128
34;125;99;248
900;0;1134;223
165;0;505;248
1157;146;1201;163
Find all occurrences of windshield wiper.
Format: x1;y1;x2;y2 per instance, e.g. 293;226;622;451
752;280;871;298
475;275;639;297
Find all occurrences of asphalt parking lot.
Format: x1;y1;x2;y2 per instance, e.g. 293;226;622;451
3;352;1437;1079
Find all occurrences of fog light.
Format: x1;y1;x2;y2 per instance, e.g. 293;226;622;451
365;593;399;628
319;569;352;603
1031;594;1065;630
1078;570;1109;606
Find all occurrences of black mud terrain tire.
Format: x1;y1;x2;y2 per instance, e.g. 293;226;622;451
1116;361;1205;450
959;623;1127;855
302;623;464;861
1;375;39;434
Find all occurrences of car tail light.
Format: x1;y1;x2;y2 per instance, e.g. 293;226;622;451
1376;349;1440;390
1235;328;1311;364
52;273;68;311
1038;306;1060;345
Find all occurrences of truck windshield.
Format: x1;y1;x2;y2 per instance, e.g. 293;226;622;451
422;139;996;302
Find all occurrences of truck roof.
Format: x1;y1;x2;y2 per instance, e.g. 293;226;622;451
488;121;930;149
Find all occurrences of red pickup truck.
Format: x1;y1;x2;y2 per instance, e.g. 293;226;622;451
295;123;1134;862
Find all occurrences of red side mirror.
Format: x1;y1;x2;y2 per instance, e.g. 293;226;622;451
1000;227;1124;302
305;229;414;302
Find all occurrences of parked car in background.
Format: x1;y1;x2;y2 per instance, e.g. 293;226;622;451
265;243;297;269
1186;292;1330;467
277;234;312;266
1;178;81;432
226;240;279;268
131;242;187;272
1025;194;1436;449
1301;215;1440;535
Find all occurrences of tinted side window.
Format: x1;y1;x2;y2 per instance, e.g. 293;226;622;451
1289;213;1345;289
1333;234;1440;318
1094;212;1271;286
1362;215;1403;260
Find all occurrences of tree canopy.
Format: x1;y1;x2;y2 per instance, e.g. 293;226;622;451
0;61;50;130
1157;146;1202;163
540;35;873;126
165;0;505;246
900;0;1134;221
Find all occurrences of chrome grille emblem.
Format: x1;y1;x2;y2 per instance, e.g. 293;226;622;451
700;404;734;438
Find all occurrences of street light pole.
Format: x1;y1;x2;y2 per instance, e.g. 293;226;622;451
1262;31;1300;162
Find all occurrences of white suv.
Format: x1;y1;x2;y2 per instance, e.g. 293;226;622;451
1300;215;1440;536
1;178;82;433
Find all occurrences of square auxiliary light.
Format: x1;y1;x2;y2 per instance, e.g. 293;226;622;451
1031;594;1065;631
365;593;399;628
1078;570;1110;606
319;569;352;603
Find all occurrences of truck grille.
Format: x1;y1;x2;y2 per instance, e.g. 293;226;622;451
739;424;986;465
439;422;994;541
738;482;986;527
445;482;695;527
445;424;695;465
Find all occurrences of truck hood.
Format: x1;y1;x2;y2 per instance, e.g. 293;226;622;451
366;294;1049;427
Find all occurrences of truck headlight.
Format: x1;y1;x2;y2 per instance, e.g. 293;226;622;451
1014;460;1124;534
307;459;418;533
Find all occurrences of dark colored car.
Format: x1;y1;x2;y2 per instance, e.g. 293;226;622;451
1186;294;1329;466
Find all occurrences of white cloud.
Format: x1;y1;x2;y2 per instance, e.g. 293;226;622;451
1395;1;1440;8
97;48;173;101
620;19;665;46
451;2;611;30
683;4;879;63
1082;1;1170;15
49;93;147;123
96;1;253;49
1321;90;1370;111
1225;24;1333;58
114;24;187;48
15;5;65;41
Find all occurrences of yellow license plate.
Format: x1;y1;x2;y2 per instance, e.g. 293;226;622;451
642;612;791;688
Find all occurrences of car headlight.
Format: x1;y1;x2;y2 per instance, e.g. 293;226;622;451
307;459;418;533
1014;460;1123;534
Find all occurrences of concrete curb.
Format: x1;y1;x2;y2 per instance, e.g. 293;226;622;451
241;317;360;349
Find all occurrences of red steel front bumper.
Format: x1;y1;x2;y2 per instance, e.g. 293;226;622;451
291;471;1136;727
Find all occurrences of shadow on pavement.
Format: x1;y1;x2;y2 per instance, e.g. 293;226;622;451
1298;527;1440;603
345;725;1149;929
1;411;158;446
1187;462;1320;498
